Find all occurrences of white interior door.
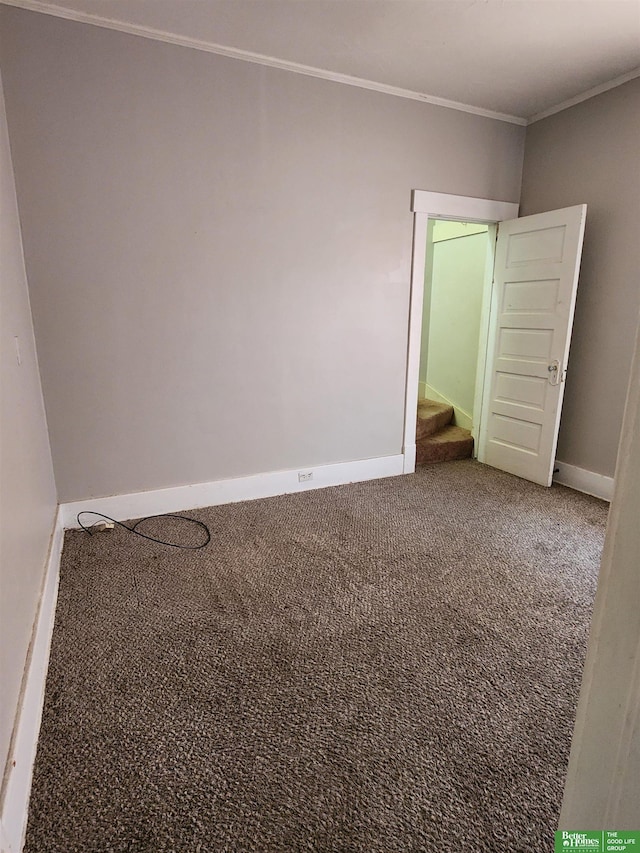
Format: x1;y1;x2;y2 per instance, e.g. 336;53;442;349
478;204;587;486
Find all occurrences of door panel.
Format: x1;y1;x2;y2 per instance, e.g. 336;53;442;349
506;225;566;265
479;205;587;486
503;279;560;313
494;373;548;410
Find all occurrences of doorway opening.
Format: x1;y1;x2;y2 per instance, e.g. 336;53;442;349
416;219;493;465
405;190;587;489
403;191;518;475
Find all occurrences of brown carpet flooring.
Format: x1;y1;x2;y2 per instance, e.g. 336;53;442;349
25;460;608;852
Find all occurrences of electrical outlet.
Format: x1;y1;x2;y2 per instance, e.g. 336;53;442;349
298;471;313;483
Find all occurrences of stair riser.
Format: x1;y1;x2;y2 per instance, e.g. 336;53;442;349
416;407;453;440
416;438;474;465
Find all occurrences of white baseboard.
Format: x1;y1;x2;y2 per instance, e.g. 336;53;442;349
553;461;614;502
61;454;406;528
0;508;64;853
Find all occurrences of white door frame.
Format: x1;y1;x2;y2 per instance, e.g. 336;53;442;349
403;191;519;474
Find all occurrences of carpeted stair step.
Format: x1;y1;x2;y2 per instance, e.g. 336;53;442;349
416;399;454;440
416;424;474;465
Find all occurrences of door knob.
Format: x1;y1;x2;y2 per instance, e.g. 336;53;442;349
548;360;560;386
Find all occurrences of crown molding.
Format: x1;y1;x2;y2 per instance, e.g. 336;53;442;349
6;0;635;128
527;67;640;124
0;0;528;126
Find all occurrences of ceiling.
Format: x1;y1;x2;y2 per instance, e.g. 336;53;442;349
3;0;640;122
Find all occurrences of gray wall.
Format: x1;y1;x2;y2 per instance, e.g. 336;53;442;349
520;78;640;478
0;7;525;502
0;73;57;790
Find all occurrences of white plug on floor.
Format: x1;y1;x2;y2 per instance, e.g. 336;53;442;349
92;520;115;532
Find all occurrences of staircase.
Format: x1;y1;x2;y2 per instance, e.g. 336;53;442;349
416;399;474;465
